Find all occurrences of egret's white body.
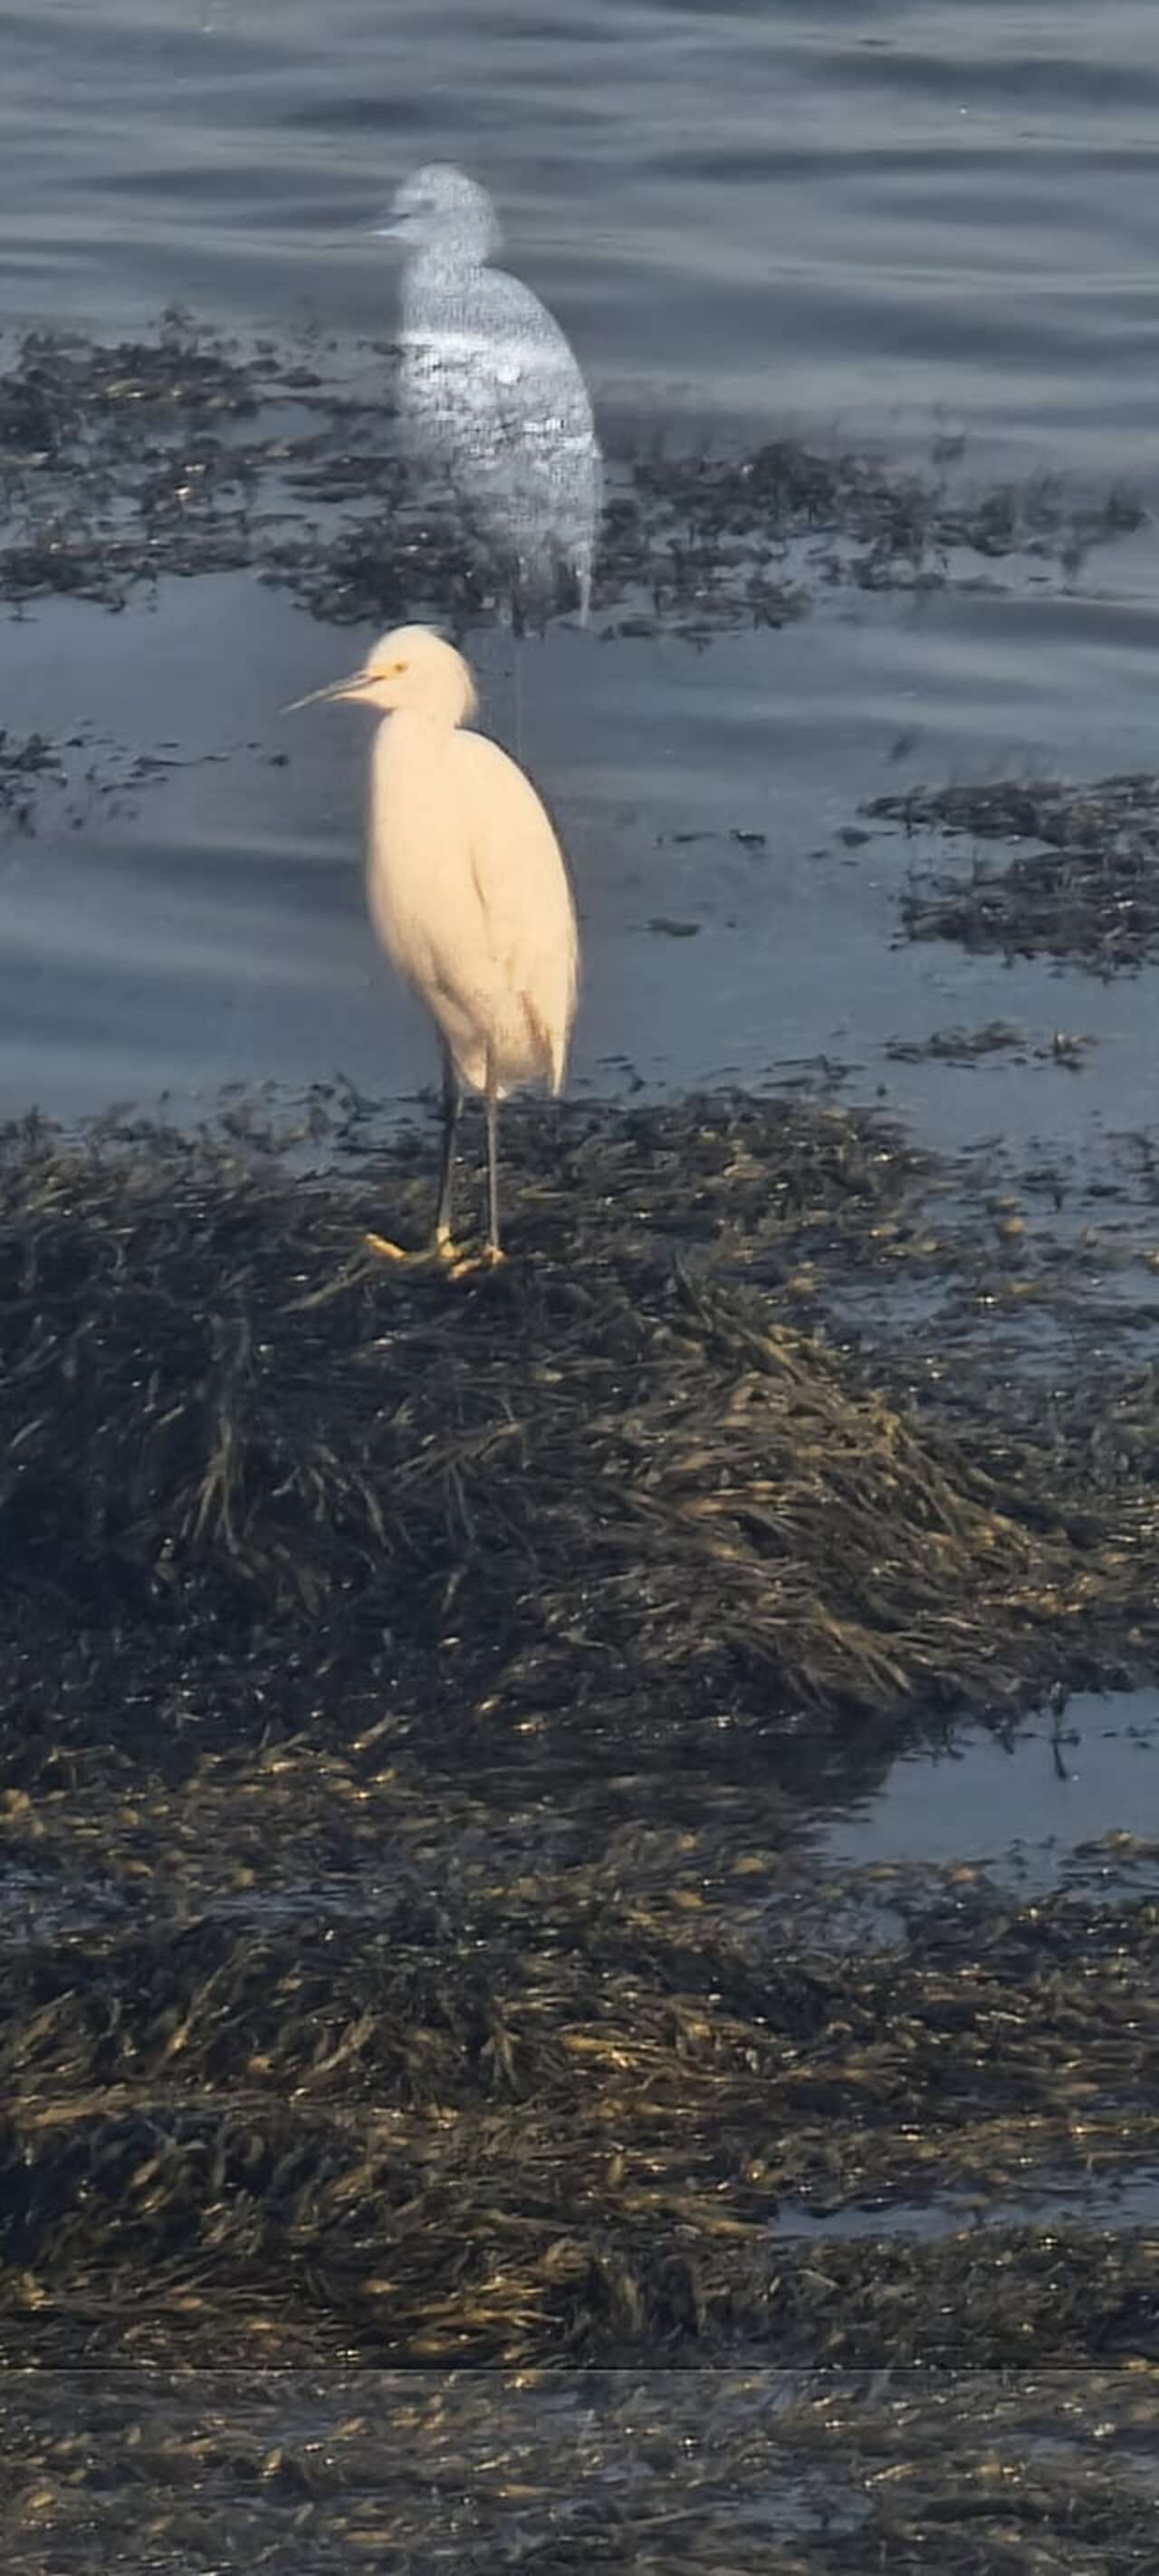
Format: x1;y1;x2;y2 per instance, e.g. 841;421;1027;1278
380;165;601;626
369;703;576;1101
291;625;578;1265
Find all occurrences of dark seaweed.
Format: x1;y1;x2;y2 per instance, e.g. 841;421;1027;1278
872;772;1159;972
0;1094;1156;2427
0;317;1145;635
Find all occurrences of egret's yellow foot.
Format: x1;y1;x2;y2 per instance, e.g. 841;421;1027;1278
364;1229;468;1268
447;1244;507;1281
364;1232;416;1264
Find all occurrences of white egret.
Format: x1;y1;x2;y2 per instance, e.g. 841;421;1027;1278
377;165;601;629
289;625;579;1272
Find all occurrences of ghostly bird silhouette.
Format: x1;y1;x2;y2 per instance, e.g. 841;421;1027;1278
288;625;579;1272
378;164;601;628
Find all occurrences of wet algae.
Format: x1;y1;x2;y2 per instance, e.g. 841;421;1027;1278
3;2363;1157;2574
0;316;1143;632
873;772;1159;972
4;1092;1157;1758
0;1093;1157;2455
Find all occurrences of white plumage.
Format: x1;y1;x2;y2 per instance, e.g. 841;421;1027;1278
380;164;601;627
370;715;576;1102
289;624;579;1269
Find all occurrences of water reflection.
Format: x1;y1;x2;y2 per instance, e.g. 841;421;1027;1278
380;162;601;626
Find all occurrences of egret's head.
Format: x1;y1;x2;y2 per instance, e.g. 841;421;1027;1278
373;162;500;262
285;626;477;726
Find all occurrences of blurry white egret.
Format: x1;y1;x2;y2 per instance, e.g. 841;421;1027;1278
289;625;579;1271
377;164;601;629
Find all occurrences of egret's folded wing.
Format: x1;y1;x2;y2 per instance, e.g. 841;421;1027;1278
454;732;579;1091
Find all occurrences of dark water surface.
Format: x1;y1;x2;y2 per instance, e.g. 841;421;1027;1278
2;2;1159;1125
2;6;1159;2552
5;1;1159;460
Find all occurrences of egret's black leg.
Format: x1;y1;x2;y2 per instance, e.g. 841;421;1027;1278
445;1057;506;1278
435;1049;461;1248
484;1081;502;1260
365;1050;465;1268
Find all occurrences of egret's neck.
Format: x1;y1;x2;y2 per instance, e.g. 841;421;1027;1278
380;702;467;745
407;236;487;284
391;690;468;731
369;706;465;856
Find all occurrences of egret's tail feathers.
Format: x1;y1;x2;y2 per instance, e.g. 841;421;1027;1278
528;1004;571;1099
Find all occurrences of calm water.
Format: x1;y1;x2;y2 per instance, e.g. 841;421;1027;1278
5;1;1159;461
1;2;1159;1130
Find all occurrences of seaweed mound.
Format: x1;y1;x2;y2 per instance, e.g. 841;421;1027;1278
1;1094;1157;2403
2;1097;1154;1793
